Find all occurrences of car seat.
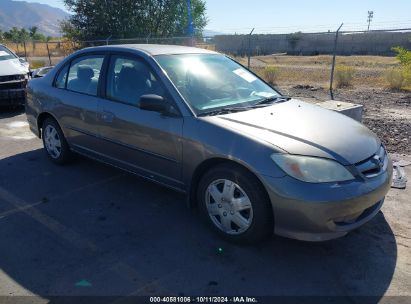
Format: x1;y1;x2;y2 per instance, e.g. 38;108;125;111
68;65;95;94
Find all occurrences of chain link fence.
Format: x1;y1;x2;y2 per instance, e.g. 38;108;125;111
2;36;215;67
2;28;410;91
2;29;410;66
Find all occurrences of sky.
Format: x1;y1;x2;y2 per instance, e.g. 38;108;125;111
20;0;411;34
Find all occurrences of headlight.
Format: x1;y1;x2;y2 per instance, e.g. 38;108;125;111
271;154;355;183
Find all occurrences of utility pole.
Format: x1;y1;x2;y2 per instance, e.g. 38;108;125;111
146;33;151;44
367;11;374;31
186;0;194;45
106;35;112;46
247;28;255;70
329;23;343;100
46;42;51;66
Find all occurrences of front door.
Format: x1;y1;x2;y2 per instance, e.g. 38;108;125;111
97;54;184;190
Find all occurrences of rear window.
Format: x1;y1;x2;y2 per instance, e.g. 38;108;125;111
0;46;17;61
66;55;104;96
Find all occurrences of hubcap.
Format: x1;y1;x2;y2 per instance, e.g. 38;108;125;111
205;179;253;235
44;125;61;159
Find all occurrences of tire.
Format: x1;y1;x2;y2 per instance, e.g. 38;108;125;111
41;117;72;165
198;163;273;244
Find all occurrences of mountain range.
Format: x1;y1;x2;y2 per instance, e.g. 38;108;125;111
0;0;69;37
0;0;224;38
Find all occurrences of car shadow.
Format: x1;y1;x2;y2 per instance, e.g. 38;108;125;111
0;106;25;119
0;148;397;302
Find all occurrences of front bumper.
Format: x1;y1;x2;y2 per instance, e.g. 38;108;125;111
261;157;393;241
0;89;26;106
0;80;27;106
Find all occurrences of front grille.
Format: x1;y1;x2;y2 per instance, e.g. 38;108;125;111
355;146;388;178
0;80;26;90
0;88;26;102
0;74;25;82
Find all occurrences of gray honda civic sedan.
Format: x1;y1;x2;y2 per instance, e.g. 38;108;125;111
26;44;392;243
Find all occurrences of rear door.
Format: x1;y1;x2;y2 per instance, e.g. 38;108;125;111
97;53;184;190
53;53;106;152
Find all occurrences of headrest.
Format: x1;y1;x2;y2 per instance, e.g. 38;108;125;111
119;65;139;79
77;65;94;80
121;62;150;78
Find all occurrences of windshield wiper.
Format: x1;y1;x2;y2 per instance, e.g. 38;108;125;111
253;96;291;106
197;106;250;117
197;96;291;117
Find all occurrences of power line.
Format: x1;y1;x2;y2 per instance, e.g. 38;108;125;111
206;18;411;34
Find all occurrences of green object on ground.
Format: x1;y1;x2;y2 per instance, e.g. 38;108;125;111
75;279;92;287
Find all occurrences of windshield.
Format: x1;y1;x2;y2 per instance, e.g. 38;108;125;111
0;45;17;61
155;54;280;114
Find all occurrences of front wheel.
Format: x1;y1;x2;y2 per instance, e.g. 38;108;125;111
198;163;273;244
42;118;72;165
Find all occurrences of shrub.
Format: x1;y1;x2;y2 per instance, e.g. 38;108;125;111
30;60;45;69
385;68;405;90
384;65;411;90
263;66;279;85
391;46;411;88
335;65;355;88
392;46;411;66
402;65;411;86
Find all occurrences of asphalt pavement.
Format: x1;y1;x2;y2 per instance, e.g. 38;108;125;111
0;109;410;303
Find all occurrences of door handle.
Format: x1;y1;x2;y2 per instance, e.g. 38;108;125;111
101;111;114;123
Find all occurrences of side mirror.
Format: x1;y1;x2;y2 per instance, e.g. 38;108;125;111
139;94;171;114
139;94;180;116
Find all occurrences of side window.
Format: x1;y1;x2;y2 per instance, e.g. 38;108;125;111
106;55;165;106
67;55;104;96
55;64;69;88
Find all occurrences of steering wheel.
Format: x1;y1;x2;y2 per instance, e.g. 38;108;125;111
214;82;242;99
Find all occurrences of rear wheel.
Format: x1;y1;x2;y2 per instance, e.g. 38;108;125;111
198;163;273;244
42;118;72;164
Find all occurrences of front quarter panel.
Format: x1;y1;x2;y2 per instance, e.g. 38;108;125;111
182;116;287;189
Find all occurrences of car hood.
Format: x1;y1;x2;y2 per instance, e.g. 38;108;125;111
204;99;380;165
0;59;29;76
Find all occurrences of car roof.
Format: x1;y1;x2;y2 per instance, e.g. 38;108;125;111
92;44;218;56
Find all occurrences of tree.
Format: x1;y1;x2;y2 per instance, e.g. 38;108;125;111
286;32;302;51
28;26;46;41
62;0;208;41
4;27;21;43
18;28;30;43
1;27;48;43
29;26;38;39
